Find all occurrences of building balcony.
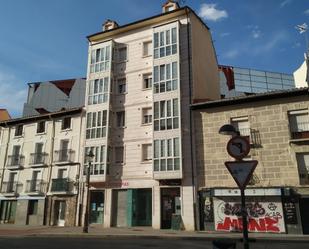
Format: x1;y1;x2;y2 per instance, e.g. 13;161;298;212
29;153;48;167
50;178;74;193
6;155;24;169
54;149;75;165
25;180;47;195
0;181;22;196
237;128;261;147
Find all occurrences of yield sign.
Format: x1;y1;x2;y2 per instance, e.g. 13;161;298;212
224;160;258;189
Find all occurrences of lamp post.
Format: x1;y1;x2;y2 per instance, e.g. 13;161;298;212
219;124;249;249
83;150;94;233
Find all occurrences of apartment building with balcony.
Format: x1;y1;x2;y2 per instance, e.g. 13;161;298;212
192;88;309;234
82;1;220;230
0;108;83;226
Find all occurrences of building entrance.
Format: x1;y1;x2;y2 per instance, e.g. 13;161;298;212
90;191;104;224
160;188;181;229
0;200;17;224
300;198;309;234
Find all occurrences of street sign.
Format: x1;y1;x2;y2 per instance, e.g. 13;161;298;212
227;136;250;160
225;160;258;189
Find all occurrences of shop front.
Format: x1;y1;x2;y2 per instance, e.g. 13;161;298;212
199;188;288;234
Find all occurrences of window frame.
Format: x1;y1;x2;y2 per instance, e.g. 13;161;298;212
90;45;111;73
88;77;109;105
14;124;23;137
116;111;126;128
61;117;71;130
142;40;152;57
142;73;152;90
36;121;46;134
118;46;128;62
142;107;152;125
86;110;108;139
153;62;178;94
153;98;179;131
153;27;178;59
142;144;152;162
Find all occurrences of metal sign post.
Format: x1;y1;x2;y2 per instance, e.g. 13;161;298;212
224;136;258;249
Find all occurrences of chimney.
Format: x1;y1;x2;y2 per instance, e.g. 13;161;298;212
162;0;180;13
102;19;119;31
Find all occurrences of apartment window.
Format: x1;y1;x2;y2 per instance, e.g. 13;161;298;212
117;78;127;94
88;77;109;105
115;146;124;164
143;74;152;89
153;62;178;93
37;121;45;134
142;144;152;161
116;111;125;128
86;110;107;139
296;153;309;185
33;143;44;164
153;27;177;59
61;117;71;130
231;117;251;136
288;110;309;139
90;45;111;73
153;99;179;131
153;137;180;171
28;200;38;215
58;168;67;179
15;124;23;137
10;145;21;166
142;108;152;124
143;41;152;56
84;146;106;175
118;47;127;61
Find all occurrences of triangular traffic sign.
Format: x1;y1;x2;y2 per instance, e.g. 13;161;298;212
225;160;258;189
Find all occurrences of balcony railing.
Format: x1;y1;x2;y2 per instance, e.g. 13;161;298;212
0;181;22;195
29;153;48;165
7;155;25;168
290;122;309;140
54;149;75;163
25;180;47;193
236;128;261;147
50;178;73;192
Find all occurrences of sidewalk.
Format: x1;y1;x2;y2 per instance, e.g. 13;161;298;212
0;225;309;242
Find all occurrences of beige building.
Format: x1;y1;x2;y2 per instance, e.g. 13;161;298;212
82;1;219;230
0;108;84;226
192;88;309;234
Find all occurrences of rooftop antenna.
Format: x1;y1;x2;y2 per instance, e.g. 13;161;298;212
295;23;309;86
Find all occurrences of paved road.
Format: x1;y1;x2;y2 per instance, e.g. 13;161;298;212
0;237;308;249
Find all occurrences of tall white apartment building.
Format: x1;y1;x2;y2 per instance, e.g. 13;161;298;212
83;1;220;230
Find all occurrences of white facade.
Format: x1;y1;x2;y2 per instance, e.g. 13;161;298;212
83;5;220;230
0;109;84;226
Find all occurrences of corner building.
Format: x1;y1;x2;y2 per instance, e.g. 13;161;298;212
83;2;220;230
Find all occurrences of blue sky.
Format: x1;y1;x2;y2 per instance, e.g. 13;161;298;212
0;0;308;117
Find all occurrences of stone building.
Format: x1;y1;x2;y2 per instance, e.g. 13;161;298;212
192;88;309;234
0;108;83;226
81;0;219;230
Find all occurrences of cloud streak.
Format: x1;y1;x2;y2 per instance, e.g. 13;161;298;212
0;70;27;117
280;0;292;8
198;3;228;22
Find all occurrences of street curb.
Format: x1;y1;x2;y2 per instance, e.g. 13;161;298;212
1;233;309;243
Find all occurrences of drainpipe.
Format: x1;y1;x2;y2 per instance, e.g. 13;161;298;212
0;123;11;191
45;114;55;225
75;109;85;226
185;8;198;231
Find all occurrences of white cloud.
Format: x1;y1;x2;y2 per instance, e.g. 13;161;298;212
0;71;27;117
224;49;239;59
304;9;309;15
220;32;231;37
251;31;290;55
280;0;292;8
198;3;228;22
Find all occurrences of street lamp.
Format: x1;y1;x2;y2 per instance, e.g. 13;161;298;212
219;124;250;249
218;124;240;136
83;150;94;233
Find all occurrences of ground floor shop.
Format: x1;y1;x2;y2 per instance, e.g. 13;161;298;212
199;188;308;234
86;180;195;230
46;195;77;226
0;197;45;225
